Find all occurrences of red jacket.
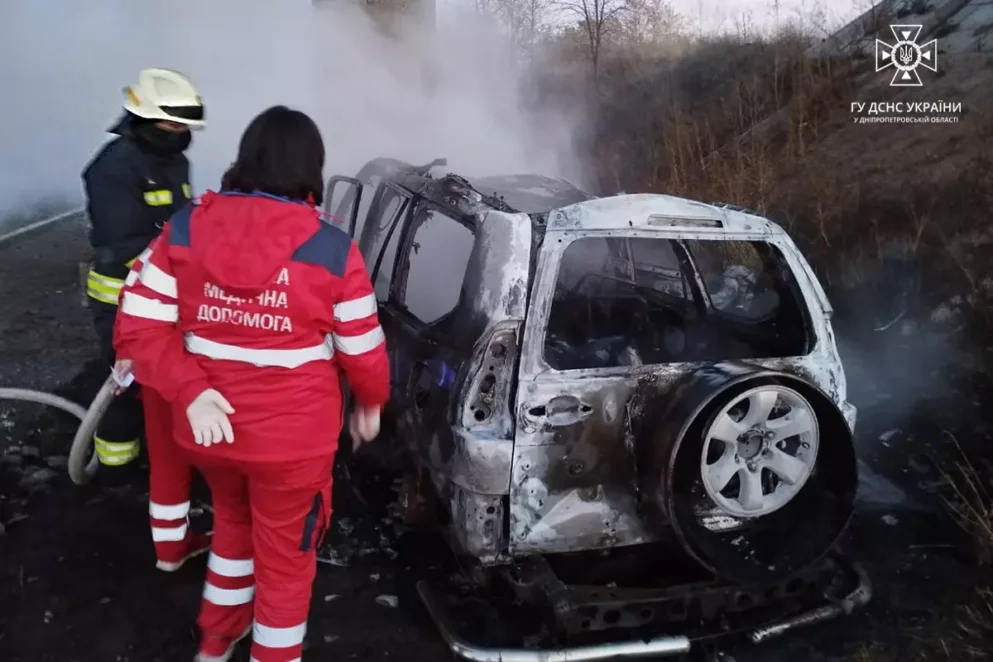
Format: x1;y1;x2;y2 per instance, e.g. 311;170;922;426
113;190;390;461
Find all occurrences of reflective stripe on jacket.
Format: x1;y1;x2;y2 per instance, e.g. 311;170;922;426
113;191;390;462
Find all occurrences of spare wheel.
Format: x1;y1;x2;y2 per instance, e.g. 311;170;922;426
657;366;856;585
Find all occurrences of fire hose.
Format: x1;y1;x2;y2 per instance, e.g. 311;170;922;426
0;376;115;485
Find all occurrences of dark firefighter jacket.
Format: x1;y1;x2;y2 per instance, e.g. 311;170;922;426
82;115;193;306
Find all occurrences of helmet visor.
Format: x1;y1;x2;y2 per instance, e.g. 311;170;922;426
161;104;205;123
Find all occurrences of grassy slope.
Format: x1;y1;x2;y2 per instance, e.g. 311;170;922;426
595;45;993;302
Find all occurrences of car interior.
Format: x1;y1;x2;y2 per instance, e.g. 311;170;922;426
544;237;813;371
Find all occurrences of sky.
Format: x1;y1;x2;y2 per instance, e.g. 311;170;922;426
668;0;869;34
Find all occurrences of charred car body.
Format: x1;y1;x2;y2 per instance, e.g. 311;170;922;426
324;158;867;658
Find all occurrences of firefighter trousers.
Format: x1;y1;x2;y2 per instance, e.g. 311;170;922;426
192;453;334;662
143;387;202;564
91;300;143;466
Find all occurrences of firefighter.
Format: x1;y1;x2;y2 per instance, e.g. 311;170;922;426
113;105;390;662
83;68;211;569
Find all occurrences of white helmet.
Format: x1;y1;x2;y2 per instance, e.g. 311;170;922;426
123;68;205;129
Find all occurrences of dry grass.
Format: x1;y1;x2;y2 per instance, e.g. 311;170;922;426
882;431;993;660
815;368;993;662
843;572;993;660
941;432;993;566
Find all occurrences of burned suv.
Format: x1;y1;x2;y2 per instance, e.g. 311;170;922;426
324;158;865;655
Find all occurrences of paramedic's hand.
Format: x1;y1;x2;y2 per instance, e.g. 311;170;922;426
186;389;235;447
111;359;134;396
349;405;381;449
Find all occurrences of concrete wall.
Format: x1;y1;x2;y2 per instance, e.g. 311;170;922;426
808;0;993;57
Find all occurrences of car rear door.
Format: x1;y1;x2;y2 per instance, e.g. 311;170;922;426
509;230;701;555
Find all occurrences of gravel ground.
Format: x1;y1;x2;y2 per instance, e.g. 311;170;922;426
0;220;989;661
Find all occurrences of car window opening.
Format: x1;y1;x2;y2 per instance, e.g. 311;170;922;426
544;237;813;371
399;208;474;326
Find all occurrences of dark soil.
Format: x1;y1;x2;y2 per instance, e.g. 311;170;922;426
1;220;991;661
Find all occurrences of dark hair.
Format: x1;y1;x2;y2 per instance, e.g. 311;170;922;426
221;105;325;206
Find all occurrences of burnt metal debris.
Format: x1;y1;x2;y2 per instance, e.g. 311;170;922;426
322;158;865;658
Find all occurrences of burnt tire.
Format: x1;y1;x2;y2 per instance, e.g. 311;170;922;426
652;363;856;585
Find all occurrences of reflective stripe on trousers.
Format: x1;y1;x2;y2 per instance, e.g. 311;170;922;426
150;500;189;542
251;621;307;662
202;552;256;606
86;257;139;305
86;270;125;305
94;436;140;466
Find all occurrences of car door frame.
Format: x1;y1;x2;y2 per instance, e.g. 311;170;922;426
359;182;415;296
324;157;419;244
323;175;364;235
353;181;417;403
381;198;479;457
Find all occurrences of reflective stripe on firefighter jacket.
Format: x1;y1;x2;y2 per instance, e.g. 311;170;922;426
113;190;391;461
83;116;193;306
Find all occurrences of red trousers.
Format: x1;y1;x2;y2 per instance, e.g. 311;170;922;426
191;452;334;662
143;387;197;564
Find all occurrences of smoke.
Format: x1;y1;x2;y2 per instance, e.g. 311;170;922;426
0;0;584;226
828;252;963;436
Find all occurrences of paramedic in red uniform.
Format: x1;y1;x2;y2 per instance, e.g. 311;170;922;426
113;105;389;662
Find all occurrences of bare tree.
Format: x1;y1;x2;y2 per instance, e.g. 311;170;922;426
476;0;553;62
555;0;627;80
614;0;681;49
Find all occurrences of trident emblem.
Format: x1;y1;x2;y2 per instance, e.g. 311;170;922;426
875;25;938;87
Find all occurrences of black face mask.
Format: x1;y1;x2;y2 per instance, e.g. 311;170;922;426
132;122;192;156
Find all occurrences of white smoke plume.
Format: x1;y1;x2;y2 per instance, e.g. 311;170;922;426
0;0;584;227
